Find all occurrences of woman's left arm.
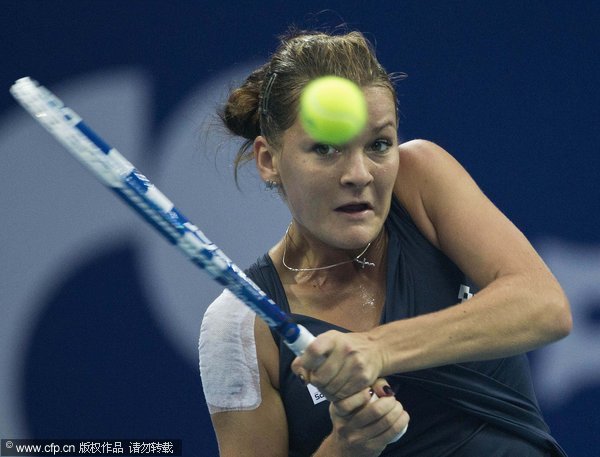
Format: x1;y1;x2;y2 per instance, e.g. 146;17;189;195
371;139;572;376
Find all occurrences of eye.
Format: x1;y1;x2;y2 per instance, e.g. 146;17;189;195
312;143;339;156
368;139;393;154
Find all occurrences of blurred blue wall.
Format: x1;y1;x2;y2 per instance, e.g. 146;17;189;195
1;1;598;455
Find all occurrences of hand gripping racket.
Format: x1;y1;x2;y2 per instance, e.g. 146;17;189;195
10;77;406;441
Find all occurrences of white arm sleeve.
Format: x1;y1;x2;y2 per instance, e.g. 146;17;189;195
199;289;261;414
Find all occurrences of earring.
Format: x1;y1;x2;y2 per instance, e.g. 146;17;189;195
265;180;278;190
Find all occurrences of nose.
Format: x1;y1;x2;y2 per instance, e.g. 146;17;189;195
340;150;373;188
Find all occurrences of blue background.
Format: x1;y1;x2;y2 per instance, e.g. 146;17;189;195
1;1;598;456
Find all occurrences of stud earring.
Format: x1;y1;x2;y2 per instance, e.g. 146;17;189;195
265;180;278;190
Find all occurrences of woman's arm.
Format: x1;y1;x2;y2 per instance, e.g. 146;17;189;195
210;378;288;457
209;319;288;457
372;139;572;375
211;382;289;457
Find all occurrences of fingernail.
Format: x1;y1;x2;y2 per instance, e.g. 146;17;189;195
298;374;308;385
369;388;374;397
383;385;394;397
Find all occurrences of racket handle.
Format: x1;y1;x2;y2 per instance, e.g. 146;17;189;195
289;325;408;442
284;324;316;356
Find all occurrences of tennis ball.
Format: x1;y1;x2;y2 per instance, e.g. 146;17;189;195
299;76;367;144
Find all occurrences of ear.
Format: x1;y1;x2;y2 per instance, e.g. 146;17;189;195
254;135;279;184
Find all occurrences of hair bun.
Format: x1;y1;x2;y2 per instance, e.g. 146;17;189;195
220;67;266;140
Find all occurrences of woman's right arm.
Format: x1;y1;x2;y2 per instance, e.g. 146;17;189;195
200;292;289;456
210;351;289;456
206;304;289;456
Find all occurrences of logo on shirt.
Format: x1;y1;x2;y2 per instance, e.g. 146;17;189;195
306;383;328;405
458;284;473;302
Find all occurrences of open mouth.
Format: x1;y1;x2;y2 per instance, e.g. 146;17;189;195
335;203;372;213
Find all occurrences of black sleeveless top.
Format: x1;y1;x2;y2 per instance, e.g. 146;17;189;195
245;197;567;457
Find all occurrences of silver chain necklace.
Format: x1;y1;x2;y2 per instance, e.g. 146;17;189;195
282;224;375;272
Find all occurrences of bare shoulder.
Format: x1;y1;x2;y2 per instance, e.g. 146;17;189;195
394;139;460;247
397;138;440;158
397;139;461;177
395;139;555;289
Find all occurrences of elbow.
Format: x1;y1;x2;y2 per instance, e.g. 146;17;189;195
545;287;573;341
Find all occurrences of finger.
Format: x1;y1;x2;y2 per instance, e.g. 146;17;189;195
319;357;375;400
309;352;352;395
291;334;344;392
375;406;410;444
290;337;334;385
364;397;409;444
299;331;338;371
291;357;307;381
371;378;395;398
347;395;399;429
291;356;320;383
330;387;374;418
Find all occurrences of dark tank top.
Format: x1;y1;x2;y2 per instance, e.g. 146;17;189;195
245;197;566;457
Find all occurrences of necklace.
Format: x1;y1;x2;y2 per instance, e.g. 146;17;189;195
282;224;375;272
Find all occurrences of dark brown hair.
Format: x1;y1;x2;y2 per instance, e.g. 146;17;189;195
219;29;401;182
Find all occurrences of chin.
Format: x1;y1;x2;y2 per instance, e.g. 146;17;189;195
331;228;380;250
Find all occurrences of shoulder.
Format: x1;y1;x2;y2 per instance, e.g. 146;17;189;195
398;138;438;157
199;290;261;413
397;139;458;177
394;139;457;247
201;289;256;340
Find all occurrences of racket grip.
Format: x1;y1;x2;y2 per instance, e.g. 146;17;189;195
288;325;408;442
284;324;316;356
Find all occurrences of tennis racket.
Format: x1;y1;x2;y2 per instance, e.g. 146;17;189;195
10;76;406;441
9;76;313;355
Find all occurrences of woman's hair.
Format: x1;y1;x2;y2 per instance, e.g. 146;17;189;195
219;28;401;181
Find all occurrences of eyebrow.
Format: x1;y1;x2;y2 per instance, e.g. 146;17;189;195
371;119;397;132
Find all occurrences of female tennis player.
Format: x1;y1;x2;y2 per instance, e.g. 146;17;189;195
199;28;572;456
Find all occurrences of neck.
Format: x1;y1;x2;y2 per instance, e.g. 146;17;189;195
278;223;387;280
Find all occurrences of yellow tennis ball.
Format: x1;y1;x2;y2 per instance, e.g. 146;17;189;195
299;76;367;144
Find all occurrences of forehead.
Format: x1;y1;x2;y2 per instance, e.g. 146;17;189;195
284;85;397;141
362;86;397;125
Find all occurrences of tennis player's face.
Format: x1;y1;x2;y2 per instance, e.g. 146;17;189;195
277;86;399;250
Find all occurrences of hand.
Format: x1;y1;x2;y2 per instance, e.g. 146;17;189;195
325;379;410;457
291;330;384;401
